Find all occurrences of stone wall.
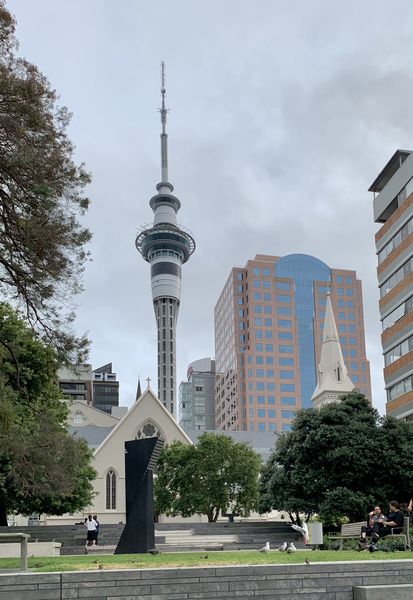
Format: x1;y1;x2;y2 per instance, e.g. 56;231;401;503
1;560;413;599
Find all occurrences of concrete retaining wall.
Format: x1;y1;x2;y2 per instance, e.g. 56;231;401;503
0;542;61;558
1;560;413;599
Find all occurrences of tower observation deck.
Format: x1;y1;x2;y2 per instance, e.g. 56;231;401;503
136;63;195;416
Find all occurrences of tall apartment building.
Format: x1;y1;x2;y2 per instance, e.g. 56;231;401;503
214;253;371;432
179;358;216;433
370;150;413;420
58;363;119;415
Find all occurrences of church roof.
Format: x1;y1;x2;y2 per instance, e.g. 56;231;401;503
69;425;115;449
185;429;278;462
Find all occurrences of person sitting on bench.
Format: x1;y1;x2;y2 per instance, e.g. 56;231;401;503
367;501;404;552
359;505;385;543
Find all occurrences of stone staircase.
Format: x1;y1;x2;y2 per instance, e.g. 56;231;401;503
0;520;304;554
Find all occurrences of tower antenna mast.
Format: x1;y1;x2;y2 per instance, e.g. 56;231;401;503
160;61;169;183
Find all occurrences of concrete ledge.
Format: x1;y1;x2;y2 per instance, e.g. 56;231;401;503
354;584;413;600
0;541;61;558
1;560;413;598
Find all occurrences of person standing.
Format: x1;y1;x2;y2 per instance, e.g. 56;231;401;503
85;514;97;551
93;515;100;546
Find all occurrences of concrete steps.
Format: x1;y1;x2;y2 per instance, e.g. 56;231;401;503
0;521;304;555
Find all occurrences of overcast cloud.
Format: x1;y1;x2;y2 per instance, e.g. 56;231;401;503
7;0;413;415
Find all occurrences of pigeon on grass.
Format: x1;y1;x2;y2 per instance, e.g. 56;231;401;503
286;542;296;554
257;541;270;552
278;542;287;552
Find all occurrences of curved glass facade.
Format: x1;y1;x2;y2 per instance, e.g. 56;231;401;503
275;254;331;408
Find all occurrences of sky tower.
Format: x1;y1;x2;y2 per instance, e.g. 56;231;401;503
136;63;195;416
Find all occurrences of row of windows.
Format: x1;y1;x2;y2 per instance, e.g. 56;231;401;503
387;373;413;402
246;367;295;377
382;293;413;331
319;299;354;308
248;423;291;432
378;213;413;265
248;408;295;418
335;275;353;284
380;254;413;298
247;395;296;405
318;286;353;296
248;382;296;392
384;334;413;366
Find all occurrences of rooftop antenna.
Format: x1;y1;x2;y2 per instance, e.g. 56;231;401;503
159;61;169;183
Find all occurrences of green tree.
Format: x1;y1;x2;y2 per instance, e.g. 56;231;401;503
258;392;413;524
0;303;96;525
155;432;261;522
0;3;91;362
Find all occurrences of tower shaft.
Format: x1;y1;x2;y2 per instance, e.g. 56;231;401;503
136;63;195;416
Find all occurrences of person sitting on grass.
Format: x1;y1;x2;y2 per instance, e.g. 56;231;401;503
360;501;404;552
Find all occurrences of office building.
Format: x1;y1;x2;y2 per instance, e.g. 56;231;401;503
92;363;119;414
370;150;413;419
136;63;195;416
214;253;371;432
179;358;216;432
59;363;119;415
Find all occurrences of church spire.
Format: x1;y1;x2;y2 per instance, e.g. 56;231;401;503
136;376;142;402
311;292;354;409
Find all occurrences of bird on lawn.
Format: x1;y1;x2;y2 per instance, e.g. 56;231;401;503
286;542;296;554
200;555;209;559
258;541;270;552
305;557;310;565
278;542;288;552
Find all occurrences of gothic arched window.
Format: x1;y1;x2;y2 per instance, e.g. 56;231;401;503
106;469;117;510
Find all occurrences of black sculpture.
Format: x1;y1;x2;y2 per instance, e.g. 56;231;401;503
115;437;164;554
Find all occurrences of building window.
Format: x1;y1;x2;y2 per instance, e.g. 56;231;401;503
263;268;270;276
280;383;295;392
346;288;353;296
252;268;260;275
281;397;296;405
256;344;263;351
253;280;261;288
279;358;293;366
268;409;276;418
279;344;293;353
263;292;271;301
265;356;273;364
258;423;266;431
281;410;295;419
268;396;275;404
257;409;265;417
256;369;264;377
265;344;273;351
269;423;276;431
237;272;243;280
254;318;262;326
276;282;290;290
257;396;265;404
278;319;292;328
254;305;262;313
280;370;294;379
264;306;272;314
73;412;84;424
278;332;293;340
106;470;117;510
336;275;343;283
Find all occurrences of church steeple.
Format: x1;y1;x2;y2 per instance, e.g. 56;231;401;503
311;292;354;409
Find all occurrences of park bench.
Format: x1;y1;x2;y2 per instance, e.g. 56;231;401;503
329;517;411;550
0;532;30;570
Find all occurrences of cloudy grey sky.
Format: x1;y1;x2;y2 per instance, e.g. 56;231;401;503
7;0;413;415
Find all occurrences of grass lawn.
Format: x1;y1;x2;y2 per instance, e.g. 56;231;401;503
0;550;413;572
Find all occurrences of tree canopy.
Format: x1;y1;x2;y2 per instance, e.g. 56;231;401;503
0;2;91;362
154;432;261;522
0;303;96;525
258;392;413;524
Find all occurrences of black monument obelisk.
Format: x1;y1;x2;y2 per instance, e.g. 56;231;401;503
115;437;163;554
